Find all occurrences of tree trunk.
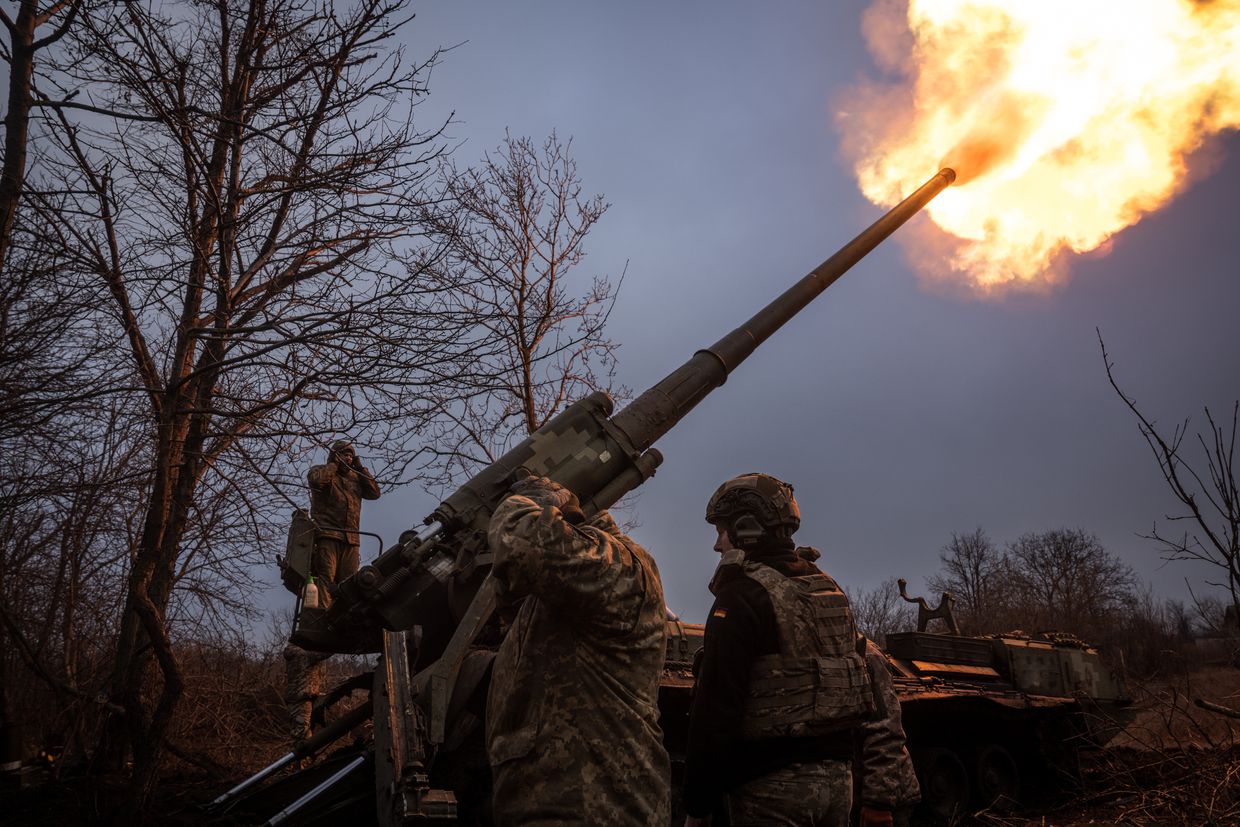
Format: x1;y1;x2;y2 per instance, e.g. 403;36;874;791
0;1;38;270
96;410;181;776
0;546;19;773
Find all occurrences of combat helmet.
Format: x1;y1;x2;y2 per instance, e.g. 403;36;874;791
705;473;800;549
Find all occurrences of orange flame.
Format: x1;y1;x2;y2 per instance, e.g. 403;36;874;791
838;0;1240;289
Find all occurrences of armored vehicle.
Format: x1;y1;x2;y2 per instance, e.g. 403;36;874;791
660;614;1131;824
885;628;1130;820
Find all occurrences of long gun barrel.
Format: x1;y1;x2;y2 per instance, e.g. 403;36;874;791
293;168;956;659
612;168;957;450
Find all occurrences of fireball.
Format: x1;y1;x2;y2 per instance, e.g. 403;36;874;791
839;0;1240;289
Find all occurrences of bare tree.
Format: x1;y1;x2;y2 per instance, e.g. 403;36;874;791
19;0;475;806
913;521;1184;681
1112;586;1194;677
1190;593;1235;636
418;130;625;486
0;227;129;777
0;0;80;268
927;527;1004;632
1102;334;1240;627
848;577;916;646
0;402;142;771
1006;528;1137;640
1165;598;1196;640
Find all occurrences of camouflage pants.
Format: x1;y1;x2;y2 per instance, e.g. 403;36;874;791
283;644;329;743
727;760;852;827
312;536;359;607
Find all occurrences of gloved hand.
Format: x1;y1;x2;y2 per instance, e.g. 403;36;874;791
509;473;585;524
859;806;893;827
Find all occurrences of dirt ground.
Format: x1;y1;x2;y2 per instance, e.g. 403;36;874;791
967;665;1240;826
1108;664;1240;750
8;666;1240;826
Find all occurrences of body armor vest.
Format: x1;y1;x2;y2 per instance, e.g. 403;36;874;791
740;561;876;740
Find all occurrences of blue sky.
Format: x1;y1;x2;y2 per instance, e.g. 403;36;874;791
326;1;1240;624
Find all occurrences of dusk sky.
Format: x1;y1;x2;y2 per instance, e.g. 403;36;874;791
297;2;1240;626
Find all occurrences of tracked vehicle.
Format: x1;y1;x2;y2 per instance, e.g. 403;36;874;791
660;603;1132;824
886;627;1130;821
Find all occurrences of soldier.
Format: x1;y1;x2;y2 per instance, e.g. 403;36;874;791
307;439;381;594
285;439;381;746
682;473;919;827
486;475;670;826
283;644;325;748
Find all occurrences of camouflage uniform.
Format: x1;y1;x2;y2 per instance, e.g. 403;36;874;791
687;473;918;826
486;491;671;827
307;442;380;602
684;550;917;823
712;564;920;826
858;641;921;816
727;760;852;826
286;442;378;747
705;558;853;826
283;643;328;743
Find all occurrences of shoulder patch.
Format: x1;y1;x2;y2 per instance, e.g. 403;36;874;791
711;608;728;620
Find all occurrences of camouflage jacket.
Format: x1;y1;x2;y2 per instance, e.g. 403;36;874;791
486;495;671;826
307;461;380;543
858;640;921;810
685;545;919;815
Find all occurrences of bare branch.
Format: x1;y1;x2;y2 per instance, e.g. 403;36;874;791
1100;330;1240;624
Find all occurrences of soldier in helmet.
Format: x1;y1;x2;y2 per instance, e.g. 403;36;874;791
682;473;919;827
307;439;381;596
486;474;670;826
285;439;381;747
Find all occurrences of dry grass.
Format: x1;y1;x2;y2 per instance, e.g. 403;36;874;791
961;665;1240;826
11;656;1240;825
1108;665;1240;751
7;637;374;826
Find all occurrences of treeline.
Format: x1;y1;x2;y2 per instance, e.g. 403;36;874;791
0;0;624;814
851;527;1237;676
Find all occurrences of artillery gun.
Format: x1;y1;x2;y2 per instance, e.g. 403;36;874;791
206;170;957;825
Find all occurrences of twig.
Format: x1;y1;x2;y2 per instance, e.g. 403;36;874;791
1196;697;1240;720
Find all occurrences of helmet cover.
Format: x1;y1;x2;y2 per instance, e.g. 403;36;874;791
705;473;800;548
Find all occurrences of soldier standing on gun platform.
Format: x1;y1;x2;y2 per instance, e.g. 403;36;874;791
284;439;381;746
486;474;671;826
683;473;919;827
307;439;381;594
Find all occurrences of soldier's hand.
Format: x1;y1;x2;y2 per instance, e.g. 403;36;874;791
683;817;711;827
509;474;585;524
859;806;894;827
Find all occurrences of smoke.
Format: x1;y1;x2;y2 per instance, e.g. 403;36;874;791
837;0;1240;291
